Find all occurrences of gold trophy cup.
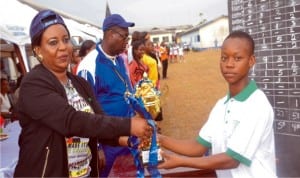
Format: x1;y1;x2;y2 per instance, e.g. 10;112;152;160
134;73;163;165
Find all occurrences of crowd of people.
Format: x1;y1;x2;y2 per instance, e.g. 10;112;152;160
0;9;277;178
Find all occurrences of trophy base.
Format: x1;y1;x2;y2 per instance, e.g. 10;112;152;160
140;148;164;166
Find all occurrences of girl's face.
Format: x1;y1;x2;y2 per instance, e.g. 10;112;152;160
220;37;255;88
35;24;73;73
134;44;145;60
144;39;154;54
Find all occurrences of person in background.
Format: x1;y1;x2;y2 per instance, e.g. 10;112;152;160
70;48;81;74
141;35;164;130
0;59;8;80
0;78;12;118
178;44;185;63
158;31;277;178
77;14;139;177
14;10;151;177
169;44;174;63
159;42;169;79
128;40;148;86
79;39;96;58
71;40;96;75
142;35;159;88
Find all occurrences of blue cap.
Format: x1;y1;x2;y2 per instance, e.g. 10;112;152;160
102;14;135;31
30;10;67;41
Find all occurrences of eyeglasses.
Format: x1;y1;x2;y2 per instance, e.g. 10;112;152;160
111;29;130;41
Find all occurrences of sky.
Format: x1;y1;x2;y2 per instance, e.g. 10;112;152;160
26;0;228;29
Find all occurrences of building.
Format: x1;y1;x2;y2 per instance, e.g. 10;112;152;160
177;15;229;50
135;25;192;45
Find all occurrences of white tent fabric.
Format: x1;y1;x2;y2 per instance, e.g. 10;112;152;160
0;0;102;43
0;0;36;44
0;0;103;72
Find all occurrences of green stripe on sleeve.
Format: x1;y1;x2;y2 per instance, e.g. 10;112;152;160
226;148;251;166
196;136;212;148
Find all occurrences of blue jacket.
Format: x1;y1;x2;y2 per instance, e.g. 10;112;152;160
77;43;134;118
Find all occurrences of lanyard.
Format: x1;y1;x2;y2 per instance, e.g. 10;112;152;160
96;44;161;177
95;44;131;93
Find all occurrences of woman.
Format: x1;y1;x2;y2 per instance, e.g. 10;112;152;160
129;40;148;87
142;37;159;88
71;40;96;74
0;78;12;117
14;10;151;177
78;39;96;58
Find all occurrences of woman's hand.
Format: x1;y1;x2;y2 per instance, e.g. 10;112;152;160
130;115;152;138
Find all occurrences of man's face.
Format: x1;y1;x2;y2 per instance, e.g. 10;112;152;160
108;26;130;55
220;37;255;87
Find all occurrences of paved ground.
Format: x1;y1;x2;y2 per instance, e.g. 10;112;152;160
158;49;227;139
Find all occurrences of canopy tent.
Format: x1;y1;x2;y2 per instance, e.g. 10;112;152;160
0;0;103;72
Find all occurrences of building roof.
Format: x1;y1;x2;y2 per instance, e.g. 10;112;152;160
132;25;193;35
178;15;228;36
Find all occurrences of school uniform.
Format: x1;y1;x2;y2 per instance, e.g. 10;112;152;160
198;80;277;178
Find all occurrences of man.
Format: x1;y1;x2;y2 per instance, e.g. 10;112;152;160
158;31;277;178
77;14;136;177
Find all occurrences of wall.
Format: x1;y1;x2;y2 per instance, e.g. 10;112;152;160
180;31;200;49
150;33;173;44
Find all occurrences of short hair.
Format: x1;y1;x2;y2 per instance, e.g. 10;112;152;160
225;31;255;55
131;31;148;45
79;40;96;57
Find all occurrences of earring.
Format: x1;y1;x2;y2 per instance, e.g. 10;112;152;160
37;54;43;61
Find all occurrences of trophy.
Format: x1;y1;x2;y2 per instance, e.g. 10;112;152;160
134;72;163;165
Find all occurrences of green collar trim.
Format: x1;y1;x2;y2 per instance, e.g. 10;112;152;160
226;148;251;166
197;136;212;148
224;80;258;104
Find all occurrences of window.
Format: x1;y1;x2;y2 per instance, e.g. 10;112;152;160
152;37;159;43
162;36;169;43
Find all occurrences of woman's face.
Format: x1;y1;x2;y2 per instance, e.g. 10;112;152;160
35;24;73;73
134;44;145;60
144;39;154;54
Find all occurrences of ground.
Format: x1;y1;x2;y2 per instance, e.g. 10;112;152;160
159;49;227;139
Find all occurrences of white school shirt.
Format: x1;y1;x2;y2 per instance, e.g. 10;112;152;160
198;80;277;178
